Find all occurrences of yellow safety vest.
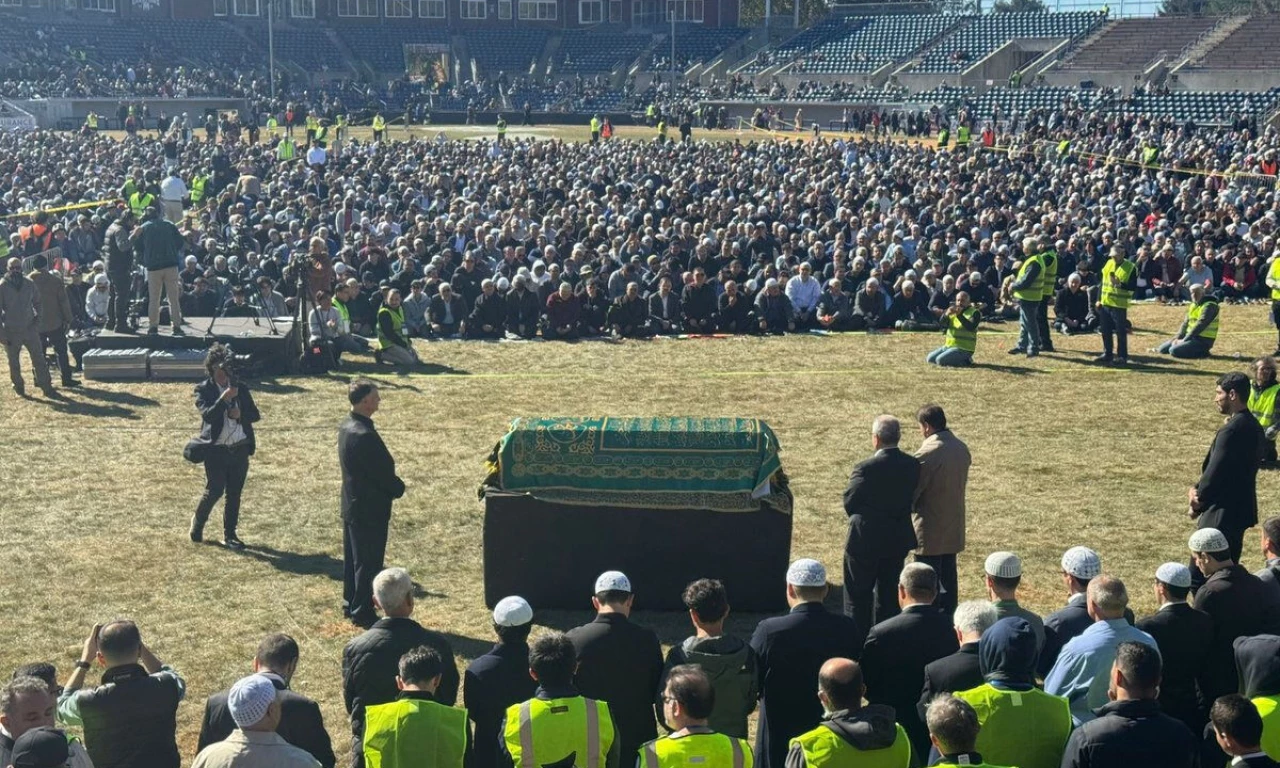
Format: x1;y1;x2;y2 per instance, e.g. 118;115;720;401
1250;383;1280;430
1268;257;1280;300
1255;694;1280;760
1101;258;1136;309
334;298;351;333
373;115;386;131
1038;250;1058;300
640;732;751;768
956;126;971;147
129;191;155;217
1012;254;1043;302
658;121;667;138
937;128;950;148
190;176;209;205
87;113;98;129
945;307;980;352
590;118;601;133
278;138;296;160
376;305;405;351
363;696;468;768
1186;298;1219;340
504;697;614;768
789;720;910;768
1142;145;1159;166
266;116;278;130
955;683;1072;768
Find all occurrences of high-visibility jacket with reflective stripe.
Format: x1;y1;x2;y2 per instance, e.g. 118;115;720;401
1101;258;1136;309
1013;254;1043;302
1268;257;1280;300
129;192;155;217
1038;250;1058;300
278;139;295;160
1250;383;1280;430
789;721;910;768
1254;694;1280;760
505;697;614;768
640;732;751;768
376;305;405;351
956;126;971;146
945;307;980;352
190;176;209;204
1186;298;1219;340
955;683;1071;768
373;116;386;131
363;697;468;768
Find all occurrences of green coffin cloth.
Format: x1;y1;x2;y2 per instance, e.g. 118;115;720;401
492;416;785;513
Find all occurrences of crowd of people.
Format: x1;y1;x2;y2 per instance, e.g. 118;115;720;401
8;391;1280;768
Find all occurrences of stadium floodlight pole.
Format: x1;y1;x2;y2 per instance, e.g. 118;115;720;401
670;3;676;92
268;0;277;101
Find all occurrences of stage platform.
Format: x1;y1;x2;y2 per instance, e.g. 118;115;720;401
75;318;298;375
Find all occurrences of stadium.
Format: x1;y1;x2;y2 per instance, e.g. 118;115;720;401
4;1;1280;767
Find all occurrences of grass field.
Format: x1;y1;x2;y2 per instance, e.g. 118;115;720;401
3;299;1278;761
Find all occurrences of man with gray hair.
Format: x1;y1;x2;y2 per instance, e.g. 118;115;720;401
1044;575;1159;725
925;696;988;768
1157;282;1218;359
341;567;459;768
842;414;920;636
859;562;958;758
1;677;93;768
918;601;999;722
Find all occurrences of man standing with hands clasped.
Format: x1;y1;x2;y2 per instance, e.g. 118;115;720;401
339;378;406;629
911;404;970;618
1189;371;1264;588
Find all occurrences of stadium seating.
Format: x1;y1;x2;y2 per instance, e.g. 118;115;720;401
558;29;651;73
1127;88;1280;123
650;26;749;70
245;25;349;73
1061;16;1218;70
1197;14;1280;69
800;15;955;74
737;15;855;73
469;29;548;76
917;11;1104;73
335;25;451;73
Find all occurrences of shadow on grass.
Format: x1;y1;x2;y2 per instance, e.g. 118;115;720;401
1065;355;1220;376
38;389;143;419
241;544;345;581
443;631;500;662
75;386;161;407
969;362;1041;375
252;379;311;395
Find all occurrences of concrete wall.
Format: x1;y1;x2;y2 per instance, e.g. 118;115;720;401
1169;69;1278;92
1041;69;1143;90
16;98;249;130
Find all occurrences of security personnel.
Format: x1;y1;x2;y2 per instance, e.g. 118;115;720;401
372;113;386;142
955;124;970;149
1266;253;1280;356
981;125;994;148
189;170;211;208
315;121;329;147
646;103;657;126
363;646;468;768
640;666;752;768
1157;283;1218;360
1036;239;1059;352
18;211;53;256
937;125;950;149
266;114;279;137
786;658;911;768
277;135;297;161
928;291;979;367
86;112;98;131
590;114;602;144
336;113;348;142
128;185;155;218
500;632;620;768
1252;357;1280;464
497;115;507;142
1008;238;1043;357
657;120;668;144
1142;141;1160;167
1096;245;1136;364
305;113;319;142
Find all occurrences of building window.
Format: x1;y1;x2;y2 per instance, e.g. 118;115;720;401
233;0;259;14
386;0;411;15
459;0;484;17
498;0;511;17
290;0;314;15
666;0;700;21
418;0;444;16
213;0;228;14
0;0;22;7
518;0;553;18
337;0;376;15
80;0;116;10
609;0;620;21
579;0;601;22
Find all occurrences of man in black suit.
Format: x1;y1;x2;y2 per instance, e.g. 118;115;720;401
859;562;958;761
1189;371;1265;587
842;414;921;635
1210;695;1280;768
196;633;336;768
338;378;406;628
648;275;682;335
1137;562;1212;736
464;596;537;768
565;571;664;762
342;567;459;768
917;600;998;723
189;343;260;550
749;559;861;768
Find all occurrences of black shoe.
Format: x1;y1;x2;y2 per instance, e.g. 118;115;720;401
1116;356;1129;365
39;385;56;398
1026;350;1039;358
189;516;203;543
62;379;80;388
350;613;377;630
13;384;25;397
1007;347;1026;355
172;327;186;337
146;328;159;336
223;536;245;551
1041;344;1055;352
1094;354;1113;363
374;350;383;365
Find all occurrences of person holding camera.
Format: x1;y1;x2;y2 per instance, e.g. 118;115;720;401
189;343;260;550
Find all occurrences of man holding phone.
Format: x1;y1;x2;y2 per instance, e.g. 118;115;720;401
189;343;260;550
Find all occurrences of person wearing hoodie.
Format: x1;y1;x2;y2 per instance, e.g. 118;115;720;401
1137;563;1212;737
658;579;757;740
1058;641;1197;768
641;666;753;768
1235;634;1280;762
954;617;1072;768
1044;576;1158;726
784;658;912;768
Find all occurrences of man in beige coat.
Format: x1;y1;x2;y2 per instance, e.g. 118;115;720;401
0;256;53;396
911;404;971;617
28;253;76;387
